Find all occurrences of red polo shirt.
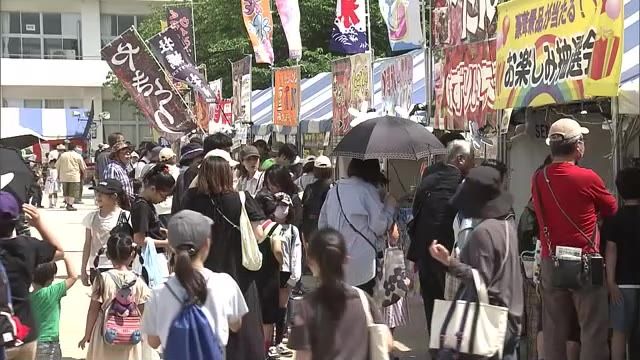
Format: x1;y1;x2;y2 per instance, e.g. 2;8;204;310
531;162;617;258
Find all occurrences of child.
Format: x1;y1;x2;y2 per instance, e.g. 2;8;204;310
44;160;59;208
141;210;248;355
30;254;78;360
81;179;131;286
78;232;151;360
264;193;302;358
131;164;176;286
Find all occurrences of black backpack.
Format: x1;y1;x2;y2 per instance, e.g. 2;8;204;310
0;253;18;347
302;181;332;228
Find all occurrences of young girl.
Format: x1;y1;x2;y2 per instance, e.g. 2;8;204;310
78;233;151;360
81;179;131;286
288;229;393;360
44;159;59;208
131;164;176;286
141;210;249;356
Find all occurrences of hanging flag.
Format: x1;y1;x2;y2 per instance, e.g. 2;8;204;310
101;28;195;134
209;98;233;134
241;0;274;64
380;54;413;113
379;0;423;51
166;6;195;60
148;27;216;103
275;0;302;60
232;56;252;124
209;79;223;102
331;53;372;135
273;66;301;127
329;0;368;54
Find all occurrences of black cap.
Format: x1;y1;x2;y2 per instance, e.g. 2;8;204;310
90;178;124;194
179;143;203;165
450;166;513;219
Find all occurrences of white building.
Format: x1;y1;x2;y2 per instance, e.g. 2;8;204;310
0;0;170;151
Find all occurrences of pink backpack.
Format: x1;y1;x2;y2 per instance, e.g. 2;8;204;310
102;272;142;345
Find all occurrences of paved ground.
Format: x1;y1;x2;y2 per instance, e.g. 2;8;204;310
32;187;430;360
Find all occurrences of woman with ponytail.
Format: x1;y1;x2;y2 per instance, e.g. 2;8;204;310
289;228;393;360
141;210;248;355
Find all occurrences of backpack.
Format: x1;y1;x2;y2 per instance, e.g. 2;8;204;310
302;181;331;227
164;283;224;360
0;250;30;347
102;272;142;345
91;210;132;269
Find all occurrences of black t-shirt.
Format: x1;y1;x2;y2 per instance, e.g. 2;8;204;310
602;204;640;285
131;197;165;241
302;180;332;236
0;236;56;344
182;189;266;292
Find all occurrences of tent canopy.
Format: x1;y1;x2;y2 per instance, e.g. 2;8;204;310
251;49;428;134
619;0;639;114
0;107;90;140
0;108;45;148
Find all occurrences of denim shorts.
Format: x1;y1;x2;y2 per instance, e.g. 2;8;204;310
610;287;640;334
35;341;61;360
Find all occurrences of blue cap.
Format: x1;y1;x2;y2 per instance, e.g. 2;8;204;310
0;192;20;219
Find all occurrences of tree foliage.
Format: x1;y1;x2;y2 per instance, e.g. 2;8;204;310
106;0;420;100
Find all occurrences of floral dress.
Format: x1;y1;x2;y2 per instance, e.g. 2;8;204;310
382;207;412;329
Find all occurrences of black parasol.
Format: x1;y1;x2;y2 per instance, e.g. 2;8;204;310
332;115;445;160
0;146;35;203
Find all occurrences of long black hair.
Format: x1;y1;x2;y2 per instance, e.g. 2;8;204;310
174;243;207;305
308;228;348;320
347;159;388;186
264;164;298;195
142;164;176;192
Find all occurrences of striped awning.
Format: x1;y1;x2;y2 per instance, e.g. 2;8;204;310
619;0;639;114
251;49;429;134
0;108;90;139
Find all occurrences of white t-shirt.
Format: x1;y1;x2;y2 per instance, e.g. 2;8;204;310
141;268;248;348
81;208;130;269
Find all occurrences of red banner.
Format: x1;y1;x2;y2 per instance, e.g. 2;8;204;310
434;39;497;131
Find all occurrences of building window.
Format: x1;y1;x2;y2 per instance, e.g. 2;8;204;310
102;100;153;145
1;99;82;109
44;99;65;109
100;15;145;47
0;12;81;59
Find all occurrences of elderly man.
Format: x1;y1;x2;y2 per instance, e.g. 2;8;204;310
532;118;617;360
95;132;124;182
103;141;134;201
56;143;86;211
408;139;474;329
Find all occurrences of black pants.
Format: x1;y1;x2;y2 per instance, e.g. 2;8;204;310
418;258;446;329
30;188;43;207
357;278;376;296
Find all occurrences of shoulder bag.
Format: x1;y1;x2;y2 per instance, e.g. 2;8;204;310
211;192;263;271
534;168;600;289
354;287;391;360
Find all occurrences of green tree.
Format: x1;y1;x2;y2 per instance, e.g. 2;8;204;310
107;0;417;100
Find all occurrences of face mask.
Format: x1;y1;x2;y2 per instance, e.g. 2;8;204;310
274;205;289;222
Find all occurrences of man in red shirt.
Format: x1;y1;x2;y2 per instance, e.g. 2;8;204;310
531;118;617;360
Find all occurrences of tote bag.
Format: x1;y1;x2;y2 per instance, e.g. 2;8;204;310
429;269;509;358
355;288;391;360
375;246;409;307
239;191;262;271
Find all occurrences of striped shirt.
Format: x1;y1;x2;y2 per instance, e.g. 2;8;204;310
104;161;134;200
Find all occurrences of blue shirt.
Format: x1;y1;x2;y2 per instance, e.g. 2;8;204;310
104;160;134;200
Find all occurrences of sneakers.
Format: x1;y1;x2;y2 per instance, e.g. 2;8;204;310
267;346;280;359
276;343;293;356
66;205;77;211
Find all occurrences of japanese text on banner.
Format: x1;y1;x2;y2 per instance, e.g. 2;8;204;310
495;0;623;109
166;6;195;60
380;54;413;114
273;67;301;127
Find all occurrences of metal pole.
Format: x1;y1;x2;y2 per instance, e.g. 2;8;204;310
365;0;374;109
424;0;432;126
189;0;197;63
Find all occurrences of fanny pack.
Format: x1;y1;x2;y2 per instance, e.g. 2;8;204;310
534;167;604;289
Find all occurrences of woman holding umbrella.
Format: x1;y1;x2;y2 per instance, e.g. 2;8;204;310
318;159;397;295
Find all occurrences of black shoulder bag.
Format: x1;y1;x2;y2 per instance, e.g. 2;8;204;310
335;184;377;253
534;167;602;289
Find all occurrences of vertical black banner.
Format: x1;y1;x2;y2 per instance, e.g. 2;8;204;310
166;6;195;60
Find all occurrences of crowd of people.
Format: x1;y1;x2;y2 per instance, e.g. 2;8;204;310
0;117;638;360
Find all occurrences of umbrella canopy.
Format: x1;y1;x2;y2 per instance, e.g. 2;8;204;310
0;134;43;149
0;146;35;203
332;116;445;160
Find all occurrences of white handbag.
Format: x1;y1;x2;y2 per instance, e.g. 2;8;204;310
429;268;509;358
238;191;262;271
355;287;391;360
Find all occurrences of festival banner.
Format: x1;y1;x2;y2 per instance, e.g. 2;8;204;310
445;0;497;46
148;27;216;103
241;0;274;64
232;56;252;124
275;0;302;59
209;79;223;102
332;57;352;135
434;40;497;130
273;66;301;127
208;98;234;134
432;7;450;46
380;54;414;113
379;0;423;51
101;28;194;134
330;0;368;54
331;53;372;135
495;0;624;109
166;6;195;60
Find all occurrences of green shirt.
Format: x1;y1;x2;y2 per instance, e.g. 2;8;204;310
29;281;67;342
260;158;276;171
